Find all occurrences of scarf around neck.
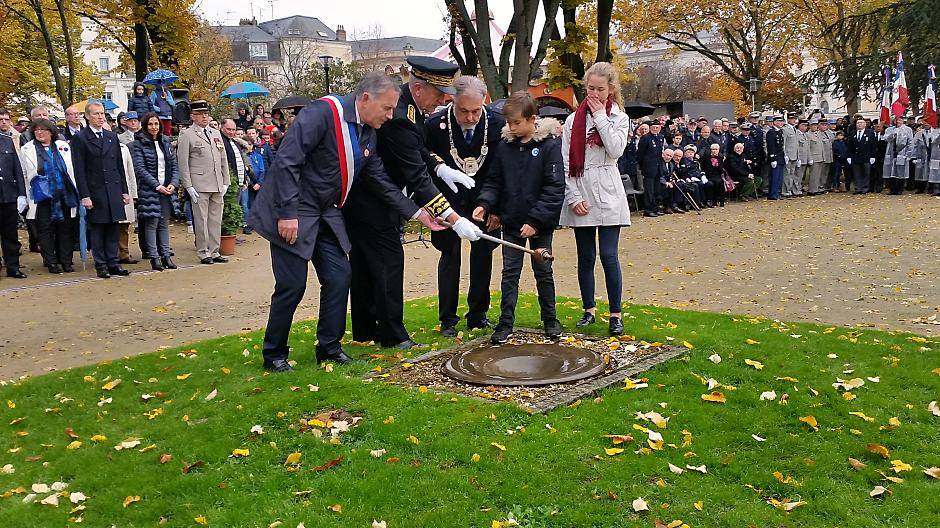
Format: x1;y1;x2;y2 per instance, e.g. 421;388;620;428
568;95;614;177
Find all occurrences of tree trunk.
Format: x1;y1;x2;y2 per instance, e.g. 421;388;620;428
134;22;150;80
529;0;561;80
498;13;518;91
595;0;614;64
510;0;539;93
28;0;68;109
467;0;506;99
53;0;75;106
559;6;585;100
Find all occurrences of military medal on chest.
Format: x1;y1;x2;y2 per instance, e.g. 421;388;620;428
447;104;488;177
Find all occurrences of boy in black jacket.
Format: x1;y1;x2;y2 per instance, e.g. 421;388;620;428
473;92;564;344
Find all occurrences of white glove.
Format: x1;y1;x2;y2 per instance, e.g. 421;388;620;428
784;155;789;164
436;164;476;193
451;216;482;241
187;187;200;203
913;159;921;165
869;158;875;165
770;161;777;169
222;185;229;195
16;196;27;214
808;160;814;165
846;158;852;165
797;160;802;168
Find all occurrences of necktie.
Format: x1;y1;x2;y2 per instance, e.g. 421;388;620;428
857;132;862;141
464;128;473;144
205;129;210;142
95;131;102;140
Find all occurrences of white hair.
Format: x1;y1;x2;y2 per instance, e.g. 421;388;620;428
712;119;722;127
353;71;401;99
453;75;486;99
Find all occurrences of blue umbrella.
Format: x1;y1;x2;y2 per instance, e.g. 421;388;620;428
101;99;119;111
78;205;88;268
142;68;179;85
220;81;270;99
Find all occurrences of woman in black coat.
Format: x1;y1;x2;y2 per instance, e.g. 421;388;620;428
699;143;727;206
724;142;755;200
130;113;179;270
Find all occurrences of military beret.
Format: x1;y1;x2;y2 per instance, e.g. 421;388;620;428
190;100;211;113
407;56;458;95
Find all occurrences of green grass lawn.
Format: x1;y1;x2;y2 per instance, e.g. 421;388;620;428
1;295;938;527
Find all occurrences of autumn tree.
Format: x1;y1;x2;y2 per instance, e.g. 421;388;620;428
611;0;805;109
0;10;56;113
175;24;253;107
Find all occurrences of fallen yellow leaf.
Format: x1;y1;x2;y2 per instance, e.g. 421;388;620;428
194;516;208;525
230;448;250;458
744;359;764;370
681;341;694;350
745;338;760;345
90;434;107;443
490;442;506;451
866;443;890;459
176;373;191;380
101;379;122;391
407;435;420;445
66;441;82;450
693;501;703;511
890;459;912;473
471;453;480;463
849;411;875;422
701;392;726;404
122;495;140;508
327;504;342;513
924;467;940;479
604;448;624;456
284;452;301;465
799;415;818;430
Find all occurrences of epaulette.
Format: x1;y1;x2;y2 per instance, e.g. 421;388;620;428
407;105;416;124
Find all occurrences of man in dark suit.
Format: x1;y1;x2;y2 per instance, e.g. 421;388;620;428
249;72;449;371
61;107;84;141
343;56;482;350
846;117;877;194
765;115;786;199
0;108;28;278
636;121;664;217
71;101;131;278
424;75;505;337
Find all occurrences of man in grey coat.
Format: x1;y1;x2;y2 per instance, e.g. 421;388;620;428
782;112;800;197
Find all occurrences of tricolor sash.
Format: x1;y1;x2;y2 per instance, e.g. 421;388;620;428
321;95;356;207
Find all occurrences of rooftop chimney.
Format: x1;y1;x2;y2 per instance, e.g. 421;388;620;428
335;24;346;41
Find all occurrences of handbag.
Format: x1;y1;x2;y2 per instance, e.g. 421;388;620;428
723;174;737;193
30;174;53;202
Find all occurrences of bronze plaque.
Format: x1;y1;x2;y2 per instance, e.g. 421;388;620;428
442;343;607;386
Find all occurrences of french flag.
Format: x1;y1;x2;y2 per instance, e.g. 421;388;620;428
924;65;938;128
891;52;909;118
879;66;891;125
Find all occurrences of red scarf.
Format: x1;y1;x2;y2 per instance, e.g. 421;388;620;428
568;95;613;177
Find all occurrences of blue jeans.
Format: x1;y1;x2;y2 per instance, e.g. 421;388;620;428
573;226;623;314
238;188;251;226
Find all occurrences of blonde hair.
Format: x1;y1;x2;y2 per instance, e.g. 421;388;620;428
583;62;623;107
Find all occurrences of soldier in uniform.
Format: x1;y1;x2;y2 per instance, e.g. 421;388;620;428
806;119;827;195
746;112;766;195
818;119;835;194
782;112;800;197
766;115;786;200
344;56;483;350
424;75;505;336
795;119;810;196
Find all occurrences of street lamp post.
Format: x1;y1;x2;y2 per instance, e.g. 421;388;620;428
318;55;334;95
748;77;762;112
802;84;813;117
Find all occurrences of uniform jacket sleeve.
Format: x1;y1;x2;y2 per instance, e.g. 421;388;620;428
378;117;448;211
526;139;565;232
359;147;420;218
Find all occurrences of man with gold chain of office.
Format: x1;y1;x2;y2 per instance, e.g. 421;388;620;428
424;75;506;338
343;56;482;349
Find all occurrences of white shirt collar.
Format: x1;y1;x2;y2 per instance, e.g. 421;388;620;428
89;126;104;135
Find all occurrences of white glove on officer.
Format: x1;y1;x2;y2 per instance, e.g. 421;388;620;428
187;187;200;203
451;216;482;241
770;161;777;169
808;160;814;165
16;196;27;214
797;160;802;168
784;155;789;164
869;158;875;165
913;159;921;165
222;185;229;195
846;158;852;165
436;164;476;194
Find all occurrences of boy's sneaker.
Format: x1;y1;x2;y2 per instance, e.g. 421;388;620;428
490;325;512;344
544;319;562;339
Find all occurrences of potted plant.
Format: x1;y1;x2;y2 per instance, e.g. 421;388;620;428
220;170;243;255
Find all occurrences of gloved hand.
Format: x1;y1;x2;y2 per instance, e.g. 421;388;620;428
16;196;27;214
784;155;790;164
222;185;229;195
869;158;875;165
187;187;200;203
771;161;777;169
808;160;814;165
436;164;476;193
451;216;482;241
913;159;921;165
846;158;852;165
797;160;802;168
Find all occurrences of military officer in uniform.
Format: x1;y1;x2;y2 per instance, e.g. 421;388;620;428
746;112;766;194
782;112;800;197
344;56;483;349
424;75;505;337
765;115;786;199
178;101;230;264
0;110;27;279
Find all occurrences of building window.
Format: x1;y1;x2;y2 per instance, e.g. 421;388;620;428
98;57;110;72
249;43;268;60
102;92;113;101
251;66;268;81
287;29;300;35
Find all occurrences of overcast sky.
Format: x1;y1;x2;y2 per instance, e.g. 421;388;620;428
196;0;516;40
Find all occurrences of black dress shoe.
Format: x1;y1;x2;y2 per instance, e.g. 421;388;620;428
150;258;165;271
119;257;139;265
200;257;214;265
490;325;511;344
108;267;131;276
467;318;493;331
544;319;563;339
262;359;294;372
7;269;26;279
394;339;419;350
609;316;624;336
643;211;660;218
161;256;178;269
576;312;595;327
49;264;63;274
440;325;457;338
62;264;74;273
95;268;110;278
316;351;353;365
212;256;228;263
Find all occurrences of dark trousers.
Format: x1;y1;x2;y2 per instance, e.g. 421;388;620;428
431;227;497;328
89;221;120;269
33;201;74;268
573;226;622;314
642;175;658;213
887;177;904;194
262;229;350;362
140;212;171;258
498;231;556;329
768;163;784;199
348;221;410;346
870;160;884;192
707;179;726;204
852;163;871;193
0;203;21;272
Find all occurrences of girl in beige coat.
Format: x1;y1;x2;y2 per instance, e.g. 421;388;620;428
560;62;631;335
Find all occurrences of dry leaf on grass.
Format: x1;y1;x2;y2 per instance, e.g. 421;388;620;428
701;392;726;403
848;458;867;470
632;497;649;512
